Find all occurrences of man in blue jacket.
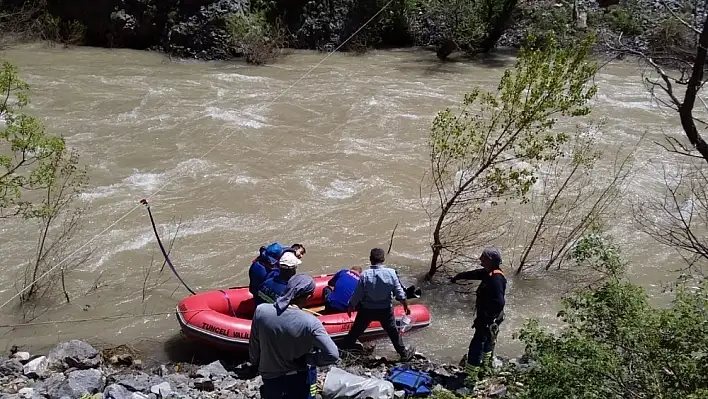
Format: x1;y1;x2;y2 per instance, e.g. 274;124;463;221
450;247;507;383
257;252;302;305
249;243;284;298
248;243;307;298
323;266;362;313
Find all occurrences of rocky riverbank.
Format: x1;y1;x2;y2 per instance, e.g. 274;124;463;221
0;340;528;399
1;0;700;63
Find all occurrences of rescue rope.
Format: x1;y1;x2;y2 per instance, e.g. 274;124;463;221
141;199;196;295
0;0;395;311
0;311;185;328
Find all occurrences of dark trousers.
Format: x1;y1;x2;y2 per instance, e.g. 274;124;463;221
322;286;346;313
261;369;313;399
467;319;501;366
341;307;406;355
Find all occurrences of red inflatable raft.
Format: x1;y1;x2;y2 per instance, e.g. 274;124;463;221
176;273;431;350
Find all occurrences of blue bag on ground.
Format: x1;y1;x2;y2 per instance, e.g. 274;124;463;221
386;366;433;397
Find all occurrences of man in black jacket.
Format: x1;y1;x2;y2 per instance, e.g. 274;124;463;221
450;247;507;382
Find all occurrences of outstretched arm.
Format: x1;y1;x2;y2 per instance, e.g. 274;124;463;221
450;268;487;283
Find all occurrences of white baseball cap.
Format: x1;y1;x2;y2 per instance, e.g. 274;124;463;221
279;252;302;269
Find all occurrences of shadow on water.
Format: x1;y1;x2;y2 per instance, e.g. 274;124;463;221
392;48;516;77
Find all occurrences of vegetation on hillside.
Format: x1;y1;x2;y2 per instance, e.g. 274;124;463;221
0;0;700;65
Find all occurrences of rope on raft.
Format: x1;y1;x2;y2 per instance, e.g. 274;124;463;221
141;199;196;295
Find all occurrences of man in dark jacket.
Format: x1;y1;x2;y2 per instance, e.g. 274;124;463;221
450;247;507;382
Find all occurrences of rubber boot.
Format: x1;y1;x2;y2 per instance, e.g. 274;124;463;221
464;363;481;387
308;365;318;399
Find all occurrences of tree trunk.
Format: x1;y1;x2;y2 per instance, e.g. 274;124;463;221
478;0;518;53
679;13;708;163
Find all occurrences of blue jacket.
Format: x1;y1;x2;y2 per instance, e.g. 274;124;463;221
326;269;361;311
248;243;285;297
256;270;289;305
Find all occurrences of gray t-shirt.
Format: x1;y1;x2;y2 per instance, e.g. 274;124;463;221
249;303;340;379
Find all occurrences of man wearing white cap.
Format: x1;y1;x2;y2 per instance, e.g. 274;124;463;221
256;251;302;306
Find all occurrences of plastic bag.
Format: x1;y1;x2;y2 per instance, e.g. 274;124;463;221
322;367;395;399
395;314;416;335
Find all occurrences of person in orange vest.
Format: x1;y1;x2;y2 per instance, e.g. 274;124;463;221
450;247;507;383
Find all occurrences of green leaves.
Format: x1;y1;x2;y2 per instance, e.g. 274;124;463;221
429;31;597;202
0;61;84;220
514;234;708;398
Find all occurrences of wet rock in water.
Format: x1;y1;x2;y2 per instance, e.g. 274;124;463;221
104;384;132;399
22;357;49;379
149;382;171;398
47;340;101;371
108;355;133;367
0;358;23;377
52;369;106;399
196;361;228;380
10;354;29;364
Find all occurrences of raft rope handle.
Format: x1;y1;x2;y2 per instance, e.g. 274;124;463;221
219;289;238;317
0;0;395;312
141;199;196;295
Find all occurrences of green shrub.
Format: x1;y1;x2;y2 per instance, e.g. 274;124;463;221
607;5;643;36
224;12;285;65
512;232;708;398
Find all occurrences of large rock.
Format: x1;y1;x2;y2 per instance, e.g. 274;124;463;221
0;358;23;378
114;372;152;392
195;361;228;380
52;369;106;399
11;353;30;364
22;357;49;379
149;382;171;398
164;0;247;60
33;374;66;397
104;384;132;399
47;340;101;371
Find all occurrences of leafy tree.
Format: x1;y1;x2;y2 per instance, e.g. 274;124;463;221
422;33;598;279
513;232;708;398
0;61;67;219
0;61;89;316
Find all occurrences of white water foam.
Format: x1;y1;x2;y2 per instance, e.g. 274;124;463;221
205;106;269;129
212;72;271;83
80;158;216;201
91;213;265;271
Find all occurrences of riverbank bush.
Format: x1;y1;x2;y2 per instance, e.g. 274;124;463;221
0;0;85;47
223;12;286;65
510;232;708;398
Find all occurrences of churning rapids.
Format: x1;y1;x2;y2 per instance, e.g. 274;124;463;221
0;43;693;363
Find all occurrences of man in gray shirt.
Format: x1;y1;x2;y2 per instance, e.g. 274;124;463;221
339;248;414;361
249;274;340;399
